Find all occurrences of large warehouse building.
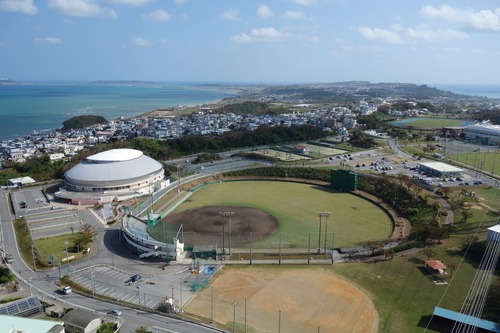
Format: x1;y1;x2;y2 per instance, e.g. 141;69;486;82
56;148;169;205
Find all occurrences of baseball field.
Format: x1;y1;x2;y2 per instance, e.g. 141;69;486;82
149;180;393;332
153;181;393;250
184;265;379;333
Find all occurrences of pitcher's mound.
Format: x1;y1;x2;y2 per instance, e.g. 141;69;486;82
164;205;279;247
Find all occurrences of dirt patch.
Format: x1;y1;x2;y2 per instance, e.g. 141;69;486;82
185;267;379;333
164;205;279;247
463;202;482;210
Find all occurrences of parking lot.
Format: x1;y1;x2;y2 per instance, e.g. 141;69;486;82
10;186;102;239
69;264;212;311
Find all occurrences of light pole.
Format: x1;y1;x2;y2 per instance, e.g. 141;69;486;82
211;286;214;323
91;268;95;297
219;211;235;256
31;243;36;271
179;277;183;313
64;241;69;273
28;277;32;296
323;212;332;254
232;300;238;333
316;212;331;254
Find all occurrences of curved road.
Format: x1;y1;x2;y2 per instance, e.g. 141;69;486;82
0;188;225;333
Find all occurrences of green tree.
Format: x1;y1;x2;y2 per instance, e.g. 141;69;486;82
73;225;97;250
422;248;436;260
97;322;117;333
460;209;473;223
366;240;383;256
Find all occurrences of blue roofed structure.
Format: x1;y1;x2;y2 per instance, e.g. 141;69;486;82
433;307;500;332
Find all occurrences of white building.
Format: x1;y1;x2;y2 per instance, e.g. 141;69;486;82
56;148;168;205
418;162;464;178
463;123;500;145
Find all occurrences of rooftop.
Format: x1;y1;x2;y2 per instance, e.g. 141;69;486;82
418;161;464;173
87;148;143;163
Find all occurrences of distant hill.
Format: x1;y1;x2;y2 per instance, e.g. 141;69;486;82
62;115;108;130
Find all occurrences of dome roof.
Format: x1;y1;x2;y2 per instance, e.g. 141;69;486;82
64;149;163;186
87;148;143;162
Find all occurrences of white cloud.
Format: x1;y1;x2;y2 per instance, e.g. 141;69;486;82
34;37;62;45
48;0;117;18
421;5;500;32
230;27;290;43
282;10;307;20
407;26;468;41
132;37;153;46
143;9;171;22
257;4;273;19
106;0;151;5
357;22;470;44
221;8;240;21
291;0;316;5
0;0;37;15
357;26;402;44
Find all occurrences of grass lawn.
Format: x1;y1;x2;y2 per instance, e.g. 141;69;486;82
34;234;83;263
392;118;467;128
168;181;393;248
332;238;482;333
453;152;500;176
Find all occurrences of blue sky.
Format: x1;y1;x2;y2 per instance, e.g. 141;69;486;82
1;0;499;84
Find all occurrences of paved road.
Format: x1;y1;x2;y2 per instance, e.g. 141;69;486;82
0;187;226;333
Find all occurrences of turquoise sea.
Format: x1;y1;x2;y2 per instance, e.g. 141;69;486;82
0;82;239;141
432;84;500;99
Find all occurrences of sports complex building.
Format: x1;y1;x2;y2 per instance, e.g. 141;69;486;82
418;161;464;178
56;148;169;205
463;123;500;145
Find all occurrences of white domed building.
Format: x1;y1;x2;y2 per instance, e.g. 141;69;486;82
56;148;169;205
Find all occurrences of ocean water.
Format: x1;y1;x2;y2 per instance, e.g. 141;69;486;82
432;84;500;99
0;82;238;141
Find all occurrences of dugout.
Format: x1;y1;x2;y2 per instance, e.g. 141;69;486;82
331;170;358;191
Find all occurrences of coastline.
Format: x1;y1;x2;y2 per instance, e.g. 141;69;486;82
0;83;238;141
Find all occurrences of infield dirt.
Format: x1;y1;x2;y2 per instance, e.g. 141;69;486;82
184;266;379;333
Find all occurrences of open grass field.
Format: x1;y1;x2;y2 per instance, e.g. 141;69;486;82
34;234;82;263
253;149;311;161
156;181;393;249
453;152;500;176
392;118;469;129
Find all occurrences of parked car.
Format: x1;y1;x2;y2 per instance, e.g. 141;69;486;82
130;274;141;282
107;309;122;316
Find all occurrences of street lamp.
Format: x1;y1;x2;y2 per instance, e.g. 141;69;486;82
64;241;70;273
317;212;332;254
211;286;214;323
28;277;32;296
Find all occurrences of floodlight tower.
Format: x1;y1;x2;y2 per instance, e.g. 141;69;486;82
317;212;332;254
219;211;235;256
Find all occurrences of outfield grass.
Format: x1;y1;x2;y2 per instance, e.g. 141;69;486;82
169;181;393;248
